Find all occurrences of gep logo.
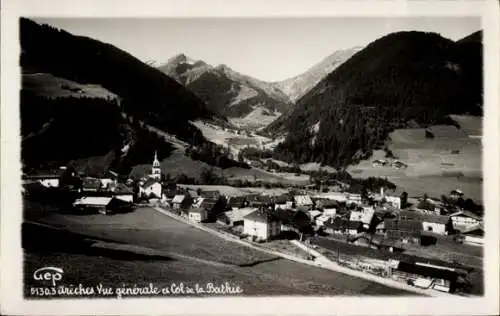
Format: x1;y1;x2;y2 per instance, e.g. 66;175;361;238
33;267;64;286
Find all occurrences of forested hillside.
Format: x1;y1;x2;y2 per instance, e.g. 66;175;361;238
270;31;482;169
21;90;174;176
20;18;212;146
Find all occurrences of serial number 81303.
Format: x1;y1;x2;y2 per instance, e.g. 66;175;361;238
30;287;57;296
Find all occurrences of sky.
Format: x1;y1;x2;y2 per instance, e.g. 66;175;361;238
32;17;480;82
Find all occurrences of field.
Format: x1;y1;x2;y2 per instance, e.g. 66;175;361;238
23;205;413;296
229;107;281;131
348;124;483;202
449;115;482;137
191;120;272;154
22;73;118;99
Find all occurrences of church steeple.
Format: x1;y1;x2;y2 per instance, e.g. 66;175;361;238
150;150;161;179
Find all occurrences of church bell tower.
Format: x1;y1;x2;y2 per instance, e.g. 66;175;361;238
151;151;161;180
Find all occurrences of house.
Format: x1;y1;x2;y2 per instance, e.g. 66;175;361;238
315;214;331;228
384;217;422;243
82;177;102;192
385;196;402;209
313;192;348;203
449;210;482;232
273;194;294;210
294;195;313;209
248;195;273;208
307;210;323;221
199;190;220;199
372;159;387;167
113;183;134;203
243;209;281;241
347;193;363;206
375;221;386;235
461;223;484;246
323;208;337;218
226;196;249;210
36;175;60;188
140;178;162;199
274;209;312;236
391;160;407;169
172;194;193;210
450;189;464;200
187;207;208;223
219;207;258;226
349;206;375;229
72;196;130;214
323;218;362;236
420;214;451;235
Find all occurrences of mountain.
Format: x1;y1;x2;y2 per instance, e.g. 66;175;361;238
269;31;483;168
20;18;213;147
273;47;363;102
158;54;292;124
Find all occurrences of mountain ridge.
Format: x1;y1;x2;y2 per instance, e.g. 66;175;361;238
269;30;483;168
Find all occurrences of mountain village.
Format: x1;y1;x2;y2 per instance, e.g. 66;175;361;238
23;148;484;295
18;17;485;299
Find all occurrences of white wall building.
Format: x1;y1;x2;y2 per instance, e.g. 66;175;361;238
449;211;482;231
188;208;208;223
39;178;60;188
243;210;281;241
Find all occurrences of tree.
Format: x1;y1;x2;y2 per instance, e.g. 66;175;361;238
200;168;217;185
400;191;408;208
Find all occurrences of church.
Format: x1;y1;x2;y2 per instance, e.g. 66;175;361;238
138;151;163;199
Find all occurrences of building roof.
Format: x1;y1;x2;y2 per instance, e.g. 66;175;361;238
227;196;247;208
172;195;186;204
308;210;322;219
73;196;113;207
324;218;361;230
294;195;313;206
419;213;450;225
199;190;220;197
142;178;161;189
461;222;484;235
449;210;482;221
226;207;258;223
385;218;422;232
243;209;279;224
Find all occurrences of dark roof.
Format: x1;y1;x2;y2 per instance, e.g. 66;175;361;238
227;196;247;208
398;210;421;221
385;219;423;232
114;183;133;195
243;209;279;223
199;190;220;198
200;199;217;210
273;194;292;204
419;213;450;225
273;209;296;224
324;218;360;230
82;177;101;190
